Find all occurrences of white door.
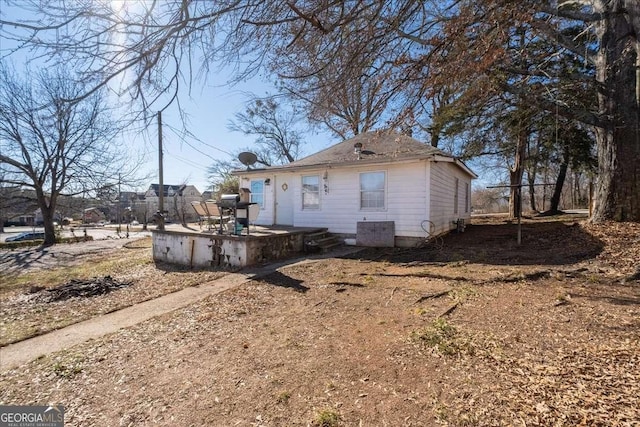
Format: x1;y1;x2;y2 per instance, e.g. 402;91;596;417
275;175;294;225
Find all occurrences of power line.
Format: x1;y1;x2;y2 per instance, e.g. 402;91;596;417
167;152;211;171
163;123;236;158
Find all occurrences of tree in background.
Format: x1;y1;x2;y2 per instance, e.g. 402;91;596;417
544;124;596;214
2;0;637;221
0;64;131;245
206;159;239;200
227;97;303;165
271;10;403;140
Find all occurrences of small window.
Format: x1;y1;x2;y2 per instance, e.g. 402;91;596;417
454;177;459;214
250;180;264;207
360;171;385;210
302;175;320;209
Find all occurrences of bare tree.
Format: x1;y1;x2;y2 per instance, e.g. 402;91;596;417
227;97;303;165
0;64;134;245
2;0;638;221
271;9;404;139
206;159;240;200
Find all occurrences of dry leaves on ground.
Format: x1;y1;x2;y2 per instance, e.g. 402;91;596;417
0;218;638;426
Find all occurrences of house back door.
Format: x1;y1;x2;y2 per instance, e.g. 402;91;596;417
275;175;294;226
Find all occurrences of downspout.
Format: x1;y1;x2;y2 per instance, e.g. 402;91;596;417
271;175;277;226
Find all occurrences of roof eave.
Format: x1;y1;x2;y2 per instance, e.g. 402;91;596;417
232;154;444;176
433;155;478;178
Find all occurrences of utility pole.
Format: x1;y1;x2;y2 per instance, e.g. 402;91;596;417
157;111;165;231
117;173;121;233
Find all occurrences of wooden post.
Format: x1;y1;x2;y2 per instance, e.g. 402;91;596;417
517;186;522;245
157;111;165;231
589;181;594;218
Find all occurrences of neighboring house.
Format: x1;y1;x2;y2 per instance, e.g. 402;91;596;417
1;187;39;226
111;191;139;223
83;207;106;223
144;184;202;223
233;130;477;246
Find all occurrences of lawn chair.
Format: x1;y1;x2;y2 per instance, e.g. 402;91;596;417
191;201;210;230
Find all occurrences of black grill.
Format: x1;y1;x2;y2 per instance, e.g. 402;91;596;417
217;194;241;209
215;194;255;235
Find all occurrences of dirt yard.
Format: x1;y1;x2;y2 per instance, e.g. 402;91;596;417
1;215;639;426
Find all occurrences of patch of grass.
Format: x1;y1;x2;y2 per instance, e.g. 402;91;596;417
276;391;291;404
312;409;340;427
52;357;84;379
414;307;428;316
411;318;474;356
433;402;449;422
361;275;374;284
449;285;477;302
0;247;152;296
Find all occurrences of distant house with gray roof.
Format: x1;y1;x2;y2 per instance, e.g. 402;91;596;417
233;130;477;246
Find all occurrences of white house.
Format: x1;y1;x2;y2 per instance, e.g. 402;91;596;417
144;184;202;223
233;131;477;247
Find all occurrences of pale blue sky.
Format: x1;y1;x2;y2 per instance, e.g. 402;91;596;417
133;77;336;194
0;1;337;195
1;1;488;195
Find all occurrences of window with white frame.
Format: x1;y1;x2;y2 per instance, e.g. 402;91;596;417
360;171;385;209
302;175;320;209
250;180;264;208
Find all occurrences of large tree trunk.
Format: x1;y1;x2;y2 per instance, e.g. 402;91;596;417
548;146;570;214
509;129;527;219
591;0;640;222
527;172;537;212
36;190;57;246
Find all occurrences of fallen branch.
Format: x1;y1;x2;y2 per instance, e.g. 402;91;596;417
415;290;451;304
438;302;459;318
363;272;469;281
385;286;398;306
400;261;449;267
500;270;551;283
627;267;640;282
31;276;132;303
328;281;365;288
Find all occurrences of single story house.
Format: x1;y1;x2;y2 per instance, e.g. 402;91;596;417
83;207;106;224
233;130;477;247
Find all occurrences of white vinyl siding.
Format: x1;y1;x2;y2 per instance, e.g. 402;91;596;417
454;177;459;214
465;182;470;213
292;162;428;237
302;175;320;209
430;162;472;235
240;158;472;239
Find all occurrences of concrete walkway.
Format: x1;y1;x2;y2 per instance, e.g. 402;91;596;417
0;247;361;372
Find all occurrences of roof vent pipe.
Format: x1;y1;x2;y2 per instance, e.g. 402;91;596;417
354;142;363;160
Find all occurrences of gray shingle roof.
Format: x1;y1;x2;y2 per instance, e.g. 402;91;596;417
286;130;446;168
234;131;449;176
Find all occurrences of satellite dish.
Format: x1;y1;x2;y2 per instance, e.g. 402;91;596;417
238;151;258;168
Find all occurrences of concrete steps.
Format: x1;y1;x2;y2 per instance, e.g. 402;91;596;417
304;229;343;253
